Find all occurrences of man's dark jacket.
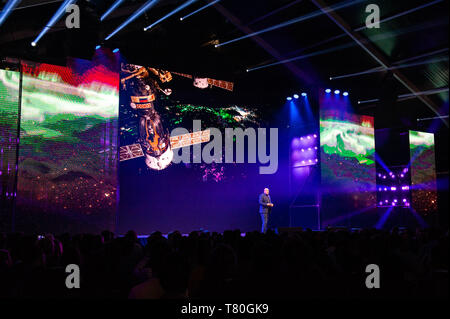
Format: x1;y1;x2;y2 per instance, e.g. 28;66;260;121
259;193;272;214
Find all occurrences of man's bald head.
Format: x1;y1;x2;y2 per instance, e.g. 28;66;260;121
264;188;269;195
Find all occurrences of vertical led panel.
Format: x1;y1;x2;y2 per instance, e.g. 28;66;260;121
409;130;438;215
16;60;119;233
320;110;376;227
0;68;20;231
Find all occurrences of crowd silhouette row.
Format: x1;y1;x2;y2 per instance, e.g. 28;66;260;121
0;227;448;298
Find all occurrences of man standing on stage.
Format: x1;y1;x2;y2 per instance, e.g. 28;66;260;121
259;188;273;233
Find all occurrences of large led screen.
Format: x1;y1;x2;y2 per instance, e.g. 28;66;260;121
15;60;119;233
118;63;277;234
320;110;376;227
409;130;438;215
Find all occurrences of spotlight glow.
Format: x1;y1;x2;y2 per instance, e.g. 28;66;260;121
144;0;199;31
105;0;160;40
113;48;119;53
334;90;340;94
343;91;349;96
32;0;77;46
301;92;307;97
180;0;221;21
325;89;331;93
95;45;101;50
293;94;299;99
286;96;292;101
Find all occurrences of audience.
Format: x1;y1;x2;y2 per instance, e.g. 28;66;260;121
0;227;447;298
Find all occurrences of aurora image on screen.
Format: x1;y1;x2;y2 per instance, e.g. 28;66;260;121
320;111;376;226
409;130;438;215
15;61;119;233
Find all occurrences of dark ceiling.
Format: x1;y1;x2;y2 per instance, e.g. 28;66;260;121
1;0;449;124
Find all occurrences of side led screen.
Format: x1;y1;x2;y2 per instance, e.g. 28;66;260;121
409;130;438;215
15;60;119;233
320;110;376;227
0;69;20;231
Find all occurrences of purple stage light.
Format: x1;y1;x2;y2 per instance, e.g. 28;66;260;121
391;187;396;191
403;198;407;202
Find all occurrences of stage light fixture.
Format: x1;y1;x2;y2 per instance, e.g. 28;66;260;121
325;89;331;93
105;0;160;40
334;90;340;94
32;0;77;46
286;96;292;101
180;0;220;21
293;94;299;99
0;0;21;28
113;48;119;53
343;91;349;96
31;41;36;47
95;45;101;50
101;0;125;21
144;0;198;31
301;92;307;97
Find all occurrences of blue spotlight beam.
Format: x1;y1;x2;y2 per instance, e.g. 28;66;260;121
312;0;447;127
180;0;220;21
144;0;198;31
246;0;303;26
246;19;445;72
215;0;364;48
105;0;159;40
101;0;125;21
32;0;77;45
281;0;445;62
330;56;449;80
0;0;22;27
